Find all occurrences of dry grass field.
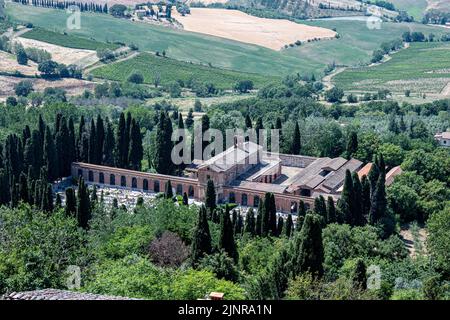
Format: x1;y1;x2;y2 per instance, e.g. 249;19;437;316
0;75;95;100
0;51;38;75
173;8;336;51
14;37;99;67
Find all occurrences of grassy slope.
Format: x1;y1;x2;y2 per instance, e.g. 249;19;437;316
20;28;120;50
5;4;449;78
5;4;312;77
390;0;428;21
286;19;449;67
91;52;277;89
332;42;450;93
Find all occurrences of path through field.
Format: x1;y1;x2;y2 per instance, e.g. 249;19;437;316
323;67;346;90
441;81;450;96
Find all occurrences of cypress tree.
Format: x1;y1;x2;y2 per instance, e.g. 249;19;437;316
205;179;216;213
201;114;210;156
291;122;301;155
269;193;277;236
352;172;365;226
399;115;406;132
115;113;127;168
77;115;86;160
88;118;97;164
125;113;132;161
55;193;62;208
165;180;173;199
219;205;238;263
154;111;173;174
236;215;243;235
0;169;11;205
298;200;306;217
294;213;324;277
296;215;304;231
285;214;293;237
77;177;91;229
58;118;71;177
244;207;255;235
38;114;46;145
368;155;380;194
245;114;252;128
91;184;98;204
314;195;327;222
182;192;188;205
261;193;271;237
255;117;264;144
10;178;19;208
185;108;194;129
41;183;54;212
128;119;143;170
275;117;283;150
176;113;186;173
22;125;31;146
44;126;58;182
96;115;105;164
24;130;43;180
255;202;263;236
326;196;336;224
68;117;76;167
337;170;354;225
18;172;28;203
276;216;284;237
346;131;358;159
64;188;77;217
103;121;115;166
352;259;367;290
192;205;212;266
361;175;371;217
369;174;387;225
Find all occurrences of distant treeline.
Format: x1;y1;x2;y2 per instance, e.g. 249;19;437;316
12;0;108;14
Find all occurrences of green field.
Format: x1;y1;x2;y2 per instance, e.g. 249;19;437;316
390;0;428;21
288;18;449;68
332;42;450;94
20;28;120;50
91;52;275;89
5;3;449;78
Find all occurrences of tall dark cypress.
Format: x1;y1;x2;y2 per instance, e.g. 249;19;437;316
244;207;255;235
68;117;76;166
103;121;115;166
337;170;354;225
192;205;212;266
44;126;58;182
77;177;91;229
125;113;132;165
255;117;264;144
64;188;77;217
41;183;54;213
165;180;173;199
96;115;105;164
314;195;327;223
205;179;216;214
261;193;271;237
18;172;28;204
88;118;97;164
294;213;324;277
346;131;358;159
269;193;277;236
276;216;284;237
361;175;371;217
245;114;252;128
128;119;143;170
255;201;263;236
77;115;86;160
38;114;46;145
59;117;71;177
326;196;336;224
0;169;11;205
201;114;210;156
369;174;387;225
298;200;306;217
285;214;293;237
154;111;173;174
115;113;127;168
291;122;301;155
219;205;238;263
352;172;365;226
23;130;43;180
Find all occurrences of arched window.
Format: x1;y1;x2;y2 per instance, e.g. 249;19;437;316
88;170;94;182
154;180;160;193
121;176;126;187
132;177;137;189
143;179;149;191
77;169;83;178
188;185;194;197
99;172;104;184
110;174;115;186
253;195;260;207
241;194;248;206
176;184;183;195
229;192;236;203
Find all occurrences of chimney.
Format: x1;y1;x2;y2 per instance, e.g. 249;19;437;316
209;292;224;300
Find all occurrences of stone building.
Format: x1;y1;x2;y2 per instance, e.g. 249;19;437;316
434;131;450;147
72;141;401;213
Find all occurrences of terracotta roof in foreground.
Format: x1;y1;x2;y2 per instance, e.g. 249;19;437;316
1;289;138;300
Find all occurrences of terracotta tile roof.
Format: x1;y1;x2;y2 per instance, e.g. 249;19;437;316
358;162;373;179
1;289;137;300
